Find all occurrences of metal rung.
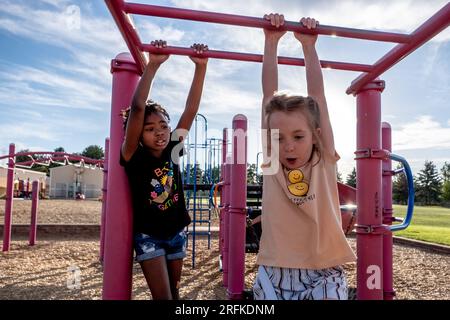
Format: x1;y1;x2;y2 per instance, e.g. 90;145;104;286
187;231;211;236
340;204;357;212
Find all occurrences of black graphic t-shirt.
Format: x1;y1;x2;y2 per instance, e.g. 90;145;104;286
120;136;191;239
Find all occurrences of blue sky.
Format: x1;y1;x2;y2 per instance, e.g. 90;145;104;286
0;0;449;178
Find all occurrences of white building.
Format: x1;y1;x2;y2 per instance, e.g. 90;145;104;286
49;165;103;199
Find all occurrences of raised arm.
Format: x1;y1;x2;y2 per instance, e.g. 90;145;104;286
294;17;335;154
175;43;209;138
261;13;286;130
121;40;170;162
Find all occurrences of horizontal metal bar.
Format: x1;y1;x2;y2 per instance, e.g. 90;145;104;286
124;2;410;43
141;44;373;72
347;2;450;95
105;0;147;74
0;152;103;165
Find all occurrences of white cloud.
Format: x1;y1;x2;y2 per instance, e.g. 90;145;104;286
39;0;70;8
0;122;57;142
0;1;127;54
393;115;450;150
137;21;186;43
0;63;108;111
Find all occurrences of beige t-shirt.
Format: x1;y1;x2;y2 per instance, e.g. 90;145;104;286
256;151;356;269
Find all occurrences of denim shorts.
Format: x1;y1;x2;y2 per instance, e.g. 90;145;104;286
133;230;187;262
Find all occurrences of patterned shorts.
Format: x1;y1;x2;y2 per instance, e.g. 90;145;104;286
253;265;348;300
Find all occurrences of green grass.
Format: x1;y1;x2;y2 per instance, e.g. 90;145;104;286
393;205;450;246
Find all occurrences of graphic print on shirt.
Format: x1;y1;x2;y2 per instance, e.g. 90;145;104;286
148;161;179;211
287;169;309;196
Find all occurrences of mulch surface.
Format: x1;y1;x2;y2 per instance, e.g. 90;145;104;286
0;200;449;299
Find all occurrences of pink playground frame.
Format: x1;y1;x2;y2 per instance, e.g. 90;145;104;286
102;0;450;300
1;147;104;252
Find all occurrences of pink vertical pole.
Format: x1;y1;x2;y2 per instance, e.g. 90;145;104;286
356;80;385;300
222;157;231;287
26;178;30;198
219;129;227;271
100;138;110;263
29;180;39;246
382;122;395;300
2;143;15;252
227;114;247;300
102;53;140;300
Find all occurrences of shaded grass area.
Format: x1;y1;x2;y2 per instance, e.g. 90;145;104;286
393;205;450;246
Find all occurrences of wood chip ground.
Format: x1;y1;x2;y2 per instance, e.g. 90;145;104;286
1;200;449;299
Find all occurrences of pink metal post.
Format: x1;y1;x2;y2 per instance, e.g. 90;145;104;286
29;180;39;246
227;115;247;299
100;138;110;263
102;53;140;300
382;122;395;300
2;143;15;252
222;157;231;287
219;129;227;270
355;80;385;300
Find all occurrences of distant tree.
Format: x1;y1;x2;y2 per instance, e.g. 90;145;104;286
346;167;357;188
393;163;408;205
54;147;65;153
256;171;263;184
247;163;257;184
416;161;442;205
441;162;450;182
81;145;104;160
15;149;31;164
184;163;204;184
336;170;343;183
31;166;50;175
210;166;220;183
195;163;204;184
442;181;450;202
440;162;450;202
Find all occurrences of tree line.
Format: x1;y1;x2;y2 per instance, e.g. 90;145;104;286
184;161;450;206
342;161;450;206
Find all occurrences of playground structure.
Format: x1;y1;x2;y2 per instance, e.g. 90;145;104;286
182;113;224;268
0;146;104;252
102;0;449;300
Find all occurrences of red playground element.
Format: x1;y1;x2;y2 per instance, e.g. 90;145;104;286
0;148;103;252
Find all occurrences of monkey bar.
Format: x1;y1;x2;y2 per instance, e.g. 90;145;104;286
106;0;449;95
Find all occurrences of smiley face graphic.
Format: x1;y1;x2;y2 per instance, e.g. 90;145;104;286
288;182;309;197
287;169;309;196
288;169;304;183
